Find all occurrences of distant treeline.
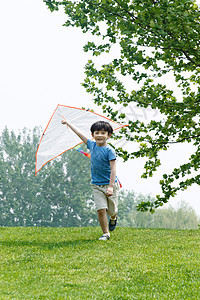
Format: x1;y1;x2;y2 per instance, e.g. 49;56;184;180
118;190;199;229
0;128;199;229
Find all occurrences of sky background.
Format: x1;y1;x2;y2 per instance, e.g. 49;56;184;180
1;0;199;215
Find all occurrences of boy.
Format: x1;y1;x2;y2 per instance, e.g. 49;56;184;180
61;119;119;241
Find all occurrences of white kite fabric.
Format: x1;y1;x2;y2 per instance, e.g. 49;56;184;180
35;104;128;175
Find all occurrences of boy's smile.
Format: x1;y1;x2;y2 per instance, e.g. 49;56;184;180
92;130;112;147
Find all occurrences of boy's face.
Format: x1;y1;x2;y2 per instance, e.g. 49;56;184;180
92;129;112;147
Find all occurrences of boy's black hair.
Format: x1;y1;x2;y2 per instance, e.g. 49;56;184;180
90;121;113;134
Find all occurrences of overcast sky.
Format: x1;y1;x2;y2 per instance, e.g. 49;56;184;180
1;0;199;215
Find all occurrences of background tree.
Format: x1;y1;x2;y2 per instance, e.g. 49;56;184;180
44;0;200;212
118;190;200;229
0;127;97;227
1;127;199;228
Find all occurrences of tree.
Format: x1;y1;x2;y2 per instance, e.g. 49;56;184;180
0;127;97;227
0;127;46;226
44;0;200;211
118;190;199;229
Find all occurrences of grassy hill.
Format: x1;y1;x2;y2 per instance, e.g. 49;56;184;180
0;227;199;299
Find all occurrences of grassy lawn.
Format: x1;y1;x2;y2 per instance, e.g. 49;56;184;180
0;227;199;299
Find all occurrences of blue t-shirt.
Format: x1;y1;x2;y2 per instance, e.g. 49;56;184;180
87;139;117;185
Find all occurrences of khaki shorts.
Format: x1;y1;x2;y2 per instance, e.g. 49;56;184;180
92;182;120;216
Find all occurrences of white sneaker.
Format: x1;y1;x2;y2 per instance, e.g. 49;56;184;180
98;233;110;241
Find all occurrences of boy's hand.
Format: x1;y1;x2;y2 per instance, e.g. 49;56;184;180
106;186;113;197
61;119;88;144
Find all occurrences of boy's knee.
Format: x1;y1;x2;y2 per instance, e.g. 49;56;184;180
97;209;107;216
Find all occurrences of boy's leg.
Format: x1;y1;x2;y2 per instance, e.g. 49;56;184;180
97;209;109;234
111;213;117;220
93;185;118;240
107;183;119;231
92;185;109;234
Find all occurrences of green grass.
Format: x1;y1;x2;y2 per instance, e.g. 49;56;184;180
0;227;199;299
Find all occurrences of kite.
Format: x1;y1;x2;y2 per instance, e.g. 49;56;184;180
74;144;91;158
35;104;128;175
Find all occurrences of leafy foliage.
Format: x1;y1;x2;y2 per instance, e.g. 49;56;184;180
44;0;200;211
118;190;199;229
0;127;97;227
0;127;198;228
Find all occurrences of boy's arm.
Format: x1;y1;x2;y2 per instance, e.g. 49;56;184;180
106;159;116;196
61;120;88;145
